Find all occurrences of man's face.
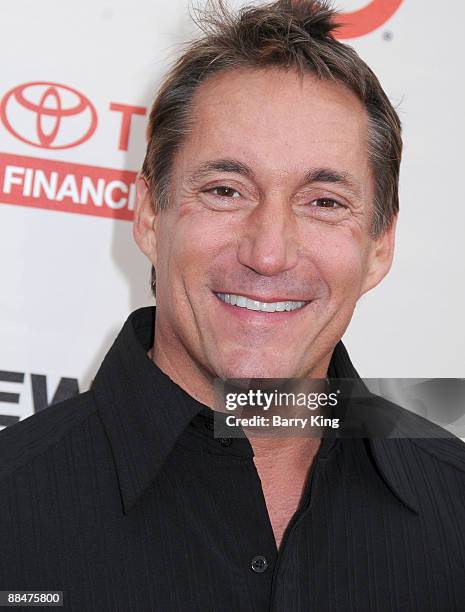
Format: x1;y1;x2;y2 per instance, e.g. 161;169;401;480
136;67;395;381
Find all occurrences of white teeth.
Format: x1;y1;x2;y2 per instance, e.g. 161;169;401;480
261;302;276;312
215;293;307;312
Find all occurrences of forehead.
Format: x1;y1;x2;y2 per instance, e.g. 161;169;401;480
179;67;370;181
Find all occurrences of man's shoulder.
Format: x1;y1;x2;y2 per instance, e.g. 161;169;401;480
386;433;465;515
0;390;98;484
374;394;465;468
364;394;465;509
409;434;465;475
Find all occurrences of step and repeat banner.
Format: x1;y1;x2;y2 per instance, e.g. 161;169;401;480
1;0;464;427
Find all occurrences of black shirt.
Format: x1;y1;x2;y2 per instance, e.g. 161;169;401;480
1;306;465;611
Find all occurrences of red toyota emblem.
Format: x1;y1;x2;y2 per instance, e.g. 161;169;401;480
0;81;98;149
335;0;403;39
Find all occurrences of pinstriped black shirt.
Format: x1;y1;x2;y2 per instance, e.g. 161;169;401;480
1;306;465;611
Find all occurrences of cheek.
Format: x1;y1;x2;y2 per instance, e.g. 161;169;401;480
158;210;227;289
308;227;365;301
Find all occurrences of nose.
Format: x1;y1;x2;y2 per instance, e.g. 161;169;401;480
236;197;299;276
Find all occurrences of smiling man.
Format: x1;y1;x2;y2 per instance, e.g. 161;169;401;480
139;67;386;386
1;1;465;610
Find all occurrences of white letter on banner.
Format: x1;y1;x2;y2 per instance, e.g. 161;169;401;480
56;175;80;203
104;180;128;209
3;166;24;193
81;177;104;207
33;170;58;200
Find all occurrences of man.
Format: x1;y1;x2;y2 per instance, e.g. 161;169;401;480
1;1;464;610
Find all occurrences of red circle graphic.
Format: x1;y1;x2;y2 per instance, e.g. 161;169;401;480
0;81;98;149
334;0;403;39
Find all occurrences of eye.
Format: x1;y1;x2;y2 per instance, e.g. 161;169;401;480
310;198;344;209
204;186;241;198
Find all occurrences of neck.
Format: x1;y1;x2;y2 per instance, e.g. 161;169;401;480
148;320;333;458
150;345;332;405
148;319;332;550
249;433;322;550
247;432;321;459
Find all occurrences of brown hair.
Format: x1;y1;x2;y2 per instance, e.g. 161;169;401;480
141;0;402;297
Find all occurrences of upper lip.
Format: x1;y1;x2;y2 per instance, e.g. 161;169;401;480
213;291;310;303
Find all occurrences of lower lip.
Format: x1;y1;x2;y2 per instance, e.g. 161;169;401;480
213;293;310;323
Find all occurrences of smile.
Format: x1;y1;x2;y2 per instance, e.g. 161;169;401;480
214;292;309;313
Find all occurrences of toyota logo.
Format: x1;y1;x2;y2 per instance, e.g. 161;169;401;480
335;0;403;39
0;81;98;149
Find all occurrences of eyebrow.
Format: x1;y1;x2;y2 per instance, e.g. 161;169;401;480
304;167;362;199
186;158;362;199
187;159;255;184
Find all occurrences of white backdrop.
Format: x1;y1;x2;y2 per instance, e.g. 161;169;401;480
1;0;464;426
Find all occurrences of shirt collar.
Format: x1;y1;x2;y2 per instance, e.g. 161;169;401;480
92;306;419;515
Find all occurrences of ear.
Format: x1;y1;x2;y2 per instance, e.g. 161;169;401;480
360;215;397;297
133;175;158;265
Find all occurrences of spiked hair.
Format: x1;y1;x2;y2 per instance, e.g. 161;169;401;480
142;0;402;297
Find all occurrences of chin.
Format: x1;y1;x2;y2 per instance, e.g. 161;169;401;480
220;361;295;380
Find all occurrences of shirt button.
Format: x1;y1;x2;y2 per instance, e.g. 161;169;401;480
251;555;268;573
219;437;232;447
